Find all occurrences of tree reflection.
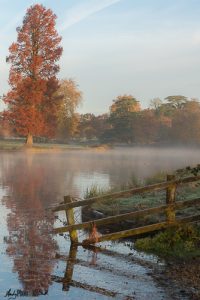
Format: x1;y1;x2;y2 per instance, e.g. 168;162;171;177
2;153;59;296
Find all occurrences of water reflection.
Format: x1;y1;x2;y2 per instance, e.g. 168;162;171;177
0;148;200;298
53;245;118;298
0;151;111;297
52;243;163;299
62;245;77;291
1;153;58;296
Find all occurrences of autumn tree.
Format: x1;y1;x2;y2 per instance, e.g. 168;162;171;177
55;79;82;140
171;99;200;144
79;113;110;140
131;109;160;144
109;95;141;142
3;4;63;146
110;95;141;115
0;114;14;138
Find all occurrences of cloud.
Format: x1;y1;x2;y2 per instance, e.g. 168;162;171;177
58;0;122;32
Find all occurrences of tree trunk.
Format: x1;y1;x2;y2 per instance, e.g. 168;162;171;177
25;133;33;147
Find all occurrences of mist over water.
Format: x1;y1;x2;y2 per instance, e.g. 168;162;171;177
1;147;199;201
0;146;199;299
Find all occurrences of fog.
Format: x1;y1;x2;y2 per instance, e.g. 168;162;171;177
0;146;199;298
1;147;200;203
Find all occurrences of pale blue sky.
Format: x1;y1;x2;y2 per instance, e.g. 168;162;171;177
0;0;200;114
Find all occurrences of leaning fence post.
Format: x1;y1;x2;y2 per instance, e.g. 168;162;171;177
64;195;78;244
166;175;176;223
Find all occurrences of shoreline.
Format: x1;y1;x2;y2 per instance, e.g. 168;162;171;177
1;139;200;152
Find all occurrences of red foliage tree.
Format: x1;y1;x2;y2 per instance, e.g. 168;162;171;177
3;4;63;146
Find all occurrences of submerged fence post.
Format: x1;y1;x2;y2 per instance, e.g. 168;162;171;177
64;195;78;244
166;175;176;223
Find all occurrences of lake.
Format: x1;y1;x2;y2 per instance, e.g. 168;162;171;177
0;147;199;299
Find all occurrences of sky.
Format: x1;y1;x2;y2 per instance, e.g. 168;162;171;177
0;0;200;114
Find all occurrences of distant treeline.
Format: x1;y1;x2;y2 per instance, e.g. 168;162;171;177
2;94;200;145
77;95;200;145
1;4;199;147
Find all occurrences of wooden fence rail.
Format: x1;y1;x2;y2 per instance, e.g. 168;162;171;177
52;175;200;245
53;175;200;212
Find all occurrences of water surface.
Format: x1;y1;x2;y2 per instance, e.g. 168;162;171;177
0;147;199;299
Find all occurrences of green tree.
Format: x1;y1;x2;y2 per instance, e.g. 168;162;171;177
164;95;188;109
109;95;141;143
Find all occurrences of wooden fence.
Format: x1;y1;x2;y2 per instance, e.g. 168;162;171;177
52;175;200;245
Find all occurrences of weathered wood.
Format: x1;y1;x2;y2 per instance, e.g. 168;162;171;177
53;176;200;212
166;175;176;223
53;197;200;234
53;175;200;246
82;214;200;245
64;196;78;244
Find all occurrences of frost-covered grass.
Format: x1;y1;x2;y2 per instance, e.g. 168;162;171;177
83;173;200;218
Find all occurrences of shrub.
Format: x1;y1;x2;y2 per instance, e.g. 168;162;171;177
135;224;200;259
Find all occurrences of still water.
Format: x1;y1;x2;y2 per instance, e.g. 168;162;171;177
0;147;199;299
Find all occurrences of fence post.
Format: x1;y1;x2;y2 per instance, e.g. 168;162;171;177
64;195;78;244
166;175;176;223
62;244;78;291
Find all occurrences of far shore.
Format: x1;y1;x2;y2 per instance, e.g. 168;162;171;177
1;138;200;152
0;139;114;152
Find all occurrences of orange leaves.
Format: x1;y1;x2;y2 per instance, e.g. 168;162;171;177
3;4;63;139
10;4;63;79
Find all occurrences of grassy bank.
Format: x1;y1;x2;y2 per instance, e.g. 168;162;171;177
0;139;113;152
0;139;88;151
83;172;200;217
134;224;200;298
83;172;200;256
134;224;200;259
0;139;25;150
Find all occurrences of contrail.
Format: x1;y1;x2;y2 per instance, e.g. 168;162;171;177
59;0;122;32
